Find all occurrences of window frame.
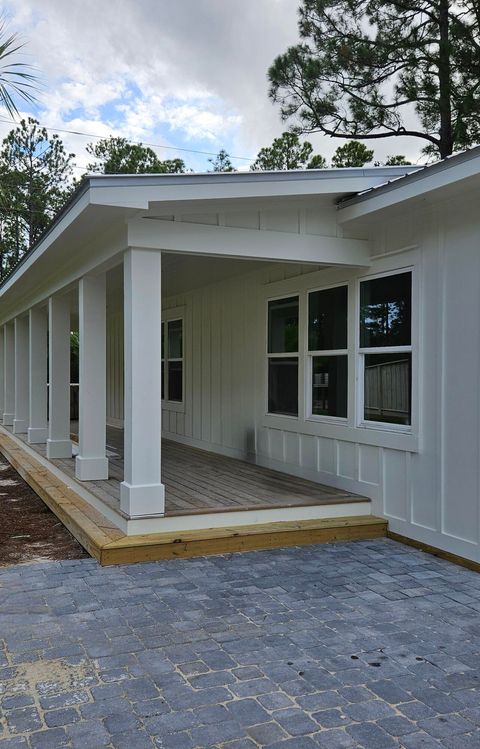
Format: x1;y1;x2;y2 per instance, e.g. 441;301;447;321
162;307;185;413
306;281;349;424
265;293;300;419
356;267;415;433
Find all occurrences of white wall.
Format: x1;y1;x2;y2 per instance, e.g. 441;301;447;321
106;194;480;563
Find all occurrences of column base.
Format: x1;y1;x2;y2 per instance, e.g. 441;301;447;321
28;427;48;444
75;455;109;481
2;413;14;426
120;481;165;518
46;439;72;459
13;419;28;434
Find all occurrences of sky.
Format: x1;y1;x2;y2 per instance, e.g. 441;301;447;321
2;0;425;174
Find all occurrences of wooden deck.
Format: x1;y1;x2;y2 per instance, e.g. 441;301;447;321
26;425;367;518
0;426;386;565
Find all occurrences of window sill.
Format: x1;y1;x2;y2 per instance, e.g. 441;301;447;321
162;401;185;413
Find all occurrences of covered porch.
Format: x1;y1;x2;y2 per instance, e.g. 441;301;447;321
0;170;399;560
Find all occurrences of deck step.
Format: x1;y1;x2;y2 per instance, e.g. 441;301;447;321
100;515;387;565
0;427;387;566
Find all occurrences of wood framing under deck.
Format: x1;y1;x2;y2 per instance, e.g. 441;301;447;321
0;427;387;565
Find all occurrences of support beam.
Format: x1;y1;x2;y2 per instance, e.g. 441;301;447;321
28;307;48;443
47;295;71;459
120;247;164;517
127;217;372;267
2;323;13;426
13;316;29;434
75;274;108;480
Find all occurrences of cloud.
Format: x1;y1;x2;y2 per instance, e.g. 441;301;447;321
2;0;424;169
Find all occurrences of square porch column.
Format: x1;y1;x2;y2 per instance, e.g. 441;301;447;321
13;316;29;434
120;247;165;517
75;274;108;480
47;294;72;459
3;323;14;426
0;326;4;419
28;306;48;443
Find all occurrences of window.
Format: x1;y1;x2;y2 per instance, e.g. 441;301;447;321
308;285;348;419
359;271;412;427
162;318;183;403
267;296;299;416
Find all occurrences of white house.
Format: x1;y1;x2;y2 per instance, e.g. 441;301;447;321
1;149;480;565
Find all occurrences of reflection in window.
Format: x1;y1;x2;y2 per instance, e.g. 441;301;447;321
168;319;183;359
364;353;411;425
360;272;411;348
309;285;347;351
168;360;183;402
312;356;347;418
268;297;299;353
268;358;298;417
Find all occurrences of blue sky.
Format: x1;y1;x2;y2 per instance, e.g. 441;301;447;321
2;0;424;173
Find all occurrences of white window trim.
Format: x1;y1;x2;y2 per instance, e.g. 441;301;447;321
356;267;415;434
265;293;300;419
162;306;185;413
305;281;349;424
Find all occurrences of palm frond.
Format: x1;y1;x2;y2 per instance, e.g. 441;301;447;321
0;17;39;117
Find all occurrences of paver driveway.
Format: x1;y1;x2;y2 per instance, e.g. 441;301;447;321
1;539;480;749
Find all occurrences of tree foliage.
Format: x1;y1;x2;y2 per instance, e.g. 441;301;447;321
251;131;326;170
86;136;186;174
208;149;236;172
268;0;480;158
331;140;374;167
0;118;74;277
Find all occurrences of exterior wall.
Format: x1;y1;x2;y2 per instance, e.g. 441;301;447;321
106;193;480;563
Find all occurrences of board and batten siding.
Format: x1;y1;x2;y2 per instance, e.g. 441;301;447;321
106;194;480;563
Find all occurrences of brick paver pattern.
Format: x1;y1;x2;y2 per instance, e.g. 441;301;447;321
1;538;480;748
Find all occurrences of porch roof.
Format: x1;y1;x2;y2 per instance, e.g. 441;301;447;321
0;164;418;304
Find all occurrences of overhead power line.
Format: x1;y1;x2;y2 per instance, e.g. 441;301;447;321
0;115;254;163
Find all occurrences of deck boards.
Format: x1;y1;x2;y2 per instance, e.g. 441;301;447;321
14;425;368;517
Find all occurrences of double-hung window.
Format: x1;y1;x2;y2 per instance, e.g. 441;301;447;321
308;285;348;419
161;318;183;403
359;270;412;427
267;296;299;416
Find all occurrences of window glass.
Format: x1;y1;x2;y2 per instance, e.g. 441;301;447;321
168;319;183;358
268;358;298;416
268;297;299;353
168;361;183;402
360;272;411;348
309;286;347;351
312;356;348;418
364;352;411;425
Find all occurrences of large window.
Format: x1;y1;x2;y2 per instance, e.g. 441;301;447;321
308;285;348;419
162;318;183;403
359;271;412;427
267;296;299;416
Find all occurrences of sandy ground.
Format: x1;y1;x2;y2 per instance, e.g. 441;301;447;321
0;453;89;566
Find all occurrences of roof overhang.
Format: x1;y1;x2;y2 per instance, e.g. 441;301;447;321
337;146;480;223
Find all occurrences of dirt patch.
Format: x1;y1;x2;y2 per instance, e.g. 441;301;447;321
0;453;89;566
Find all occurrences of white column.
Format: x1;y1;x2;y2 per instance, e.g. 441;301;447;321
28;307;48;443
47;294;71;459
120;248;164;517
75;274;108;480
3;323;14;425
0;326;4;419
13;316;29;433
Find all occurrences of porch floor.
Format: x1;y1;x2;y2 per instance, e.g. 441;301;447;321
28;425;366;517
